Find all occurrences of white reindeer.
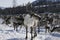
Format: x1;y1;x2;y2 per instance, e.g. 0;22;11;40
24;13;40;40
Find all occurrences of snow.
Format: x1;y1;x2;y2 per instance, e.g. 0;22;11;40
0;18;60;40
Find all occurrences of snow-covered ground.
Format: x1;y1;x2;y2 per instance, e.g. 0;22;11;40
0;24;45;40
0;18;60;40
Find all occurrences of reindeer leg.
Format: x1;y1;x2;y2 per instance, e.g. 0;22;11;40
31;27;33;40
13;23;15;30
14;26;15;30
25;26;28;40
48;27;50;33
20;25;22;30
16;25;18;31
45;27;46;33
38;26;40;33
45;28;47;33
34;27;37;38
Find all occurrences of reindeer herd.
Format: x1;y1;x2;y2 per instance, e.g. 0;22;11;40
0;13;60;40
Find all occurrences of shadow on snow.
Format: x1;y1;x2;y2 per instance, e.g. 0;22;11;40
50;33;60;37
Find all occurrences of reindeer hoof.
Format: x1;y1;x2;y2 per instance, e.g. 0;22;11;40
35;34;37;36
25;37;28;39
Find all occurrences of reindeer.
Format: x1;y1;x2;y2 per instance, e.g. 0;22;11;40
12;15;24;31
24;13;41;40
50;14;60;32
44;14;53;33
2;15;24;31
